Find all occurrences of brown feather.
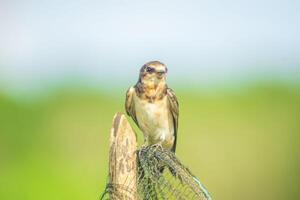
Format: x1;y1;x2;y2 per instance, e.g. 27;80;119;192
167;88;179;152
125;87;139;127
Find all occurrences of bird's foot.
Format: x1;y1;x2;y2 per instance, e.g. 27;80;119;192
140;143;148;150
152;143;164;151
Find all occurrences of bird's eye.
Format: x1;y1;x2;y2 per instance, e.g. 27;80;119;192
146;67;155;73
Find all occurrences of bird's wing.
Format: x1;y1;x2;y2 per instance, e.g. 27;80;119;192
167;88;179;152
125;86;139;127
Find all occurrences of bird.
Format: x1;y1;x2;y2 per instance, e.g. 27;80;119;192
125;61;179;153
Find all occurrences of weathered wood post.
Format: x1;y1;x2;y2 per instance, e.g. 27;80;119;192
109;113;138;200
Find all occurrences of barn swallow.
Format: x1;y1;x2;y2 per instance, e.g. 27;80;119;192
125;61;179;152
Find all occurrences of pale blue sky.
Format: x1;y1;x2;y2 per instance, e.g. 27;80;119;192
0;0;299;92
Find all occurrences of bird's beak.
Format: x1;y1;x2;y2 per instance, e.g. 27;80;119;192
156;70;166;77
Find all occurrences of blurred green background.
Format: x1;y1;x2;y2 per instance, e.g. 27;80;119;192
1;83;300;200
1;1;300;200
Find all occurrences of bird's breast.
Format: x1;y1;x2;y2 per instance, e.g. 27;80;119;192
134;95;174;146
135;96;168;127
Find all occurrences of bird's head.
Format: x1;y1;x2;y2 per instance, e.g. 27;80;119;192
139;61;168;88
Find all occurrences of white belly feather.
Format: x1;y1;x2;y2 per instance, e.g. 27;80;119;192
134;95;174;147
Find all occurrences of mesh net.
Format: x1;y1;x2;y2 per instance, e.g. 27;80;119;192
101;145;212;200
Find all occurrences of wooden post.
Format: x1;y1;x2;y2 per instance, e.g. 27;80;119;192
109;113;138;200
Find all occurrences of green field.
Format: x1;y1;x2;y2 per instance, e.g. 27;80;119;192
1;83;300;200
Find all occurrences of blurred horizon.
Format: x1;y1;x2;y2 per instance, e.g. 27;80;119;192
1;77;300;102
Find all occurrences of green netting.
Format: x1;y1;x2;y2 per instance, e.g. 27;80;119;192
101;145;212;200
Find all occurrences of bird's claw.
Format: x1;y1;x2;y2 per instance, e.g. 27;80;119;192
152;143;163;150
140;143;148;150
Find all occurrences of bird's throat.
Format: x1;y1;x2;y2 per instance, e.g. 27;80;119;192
137;81;167;102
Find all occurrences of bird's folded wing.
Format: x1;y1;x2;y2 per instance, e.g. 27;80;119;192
167;88;179;152
125;86;139;127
